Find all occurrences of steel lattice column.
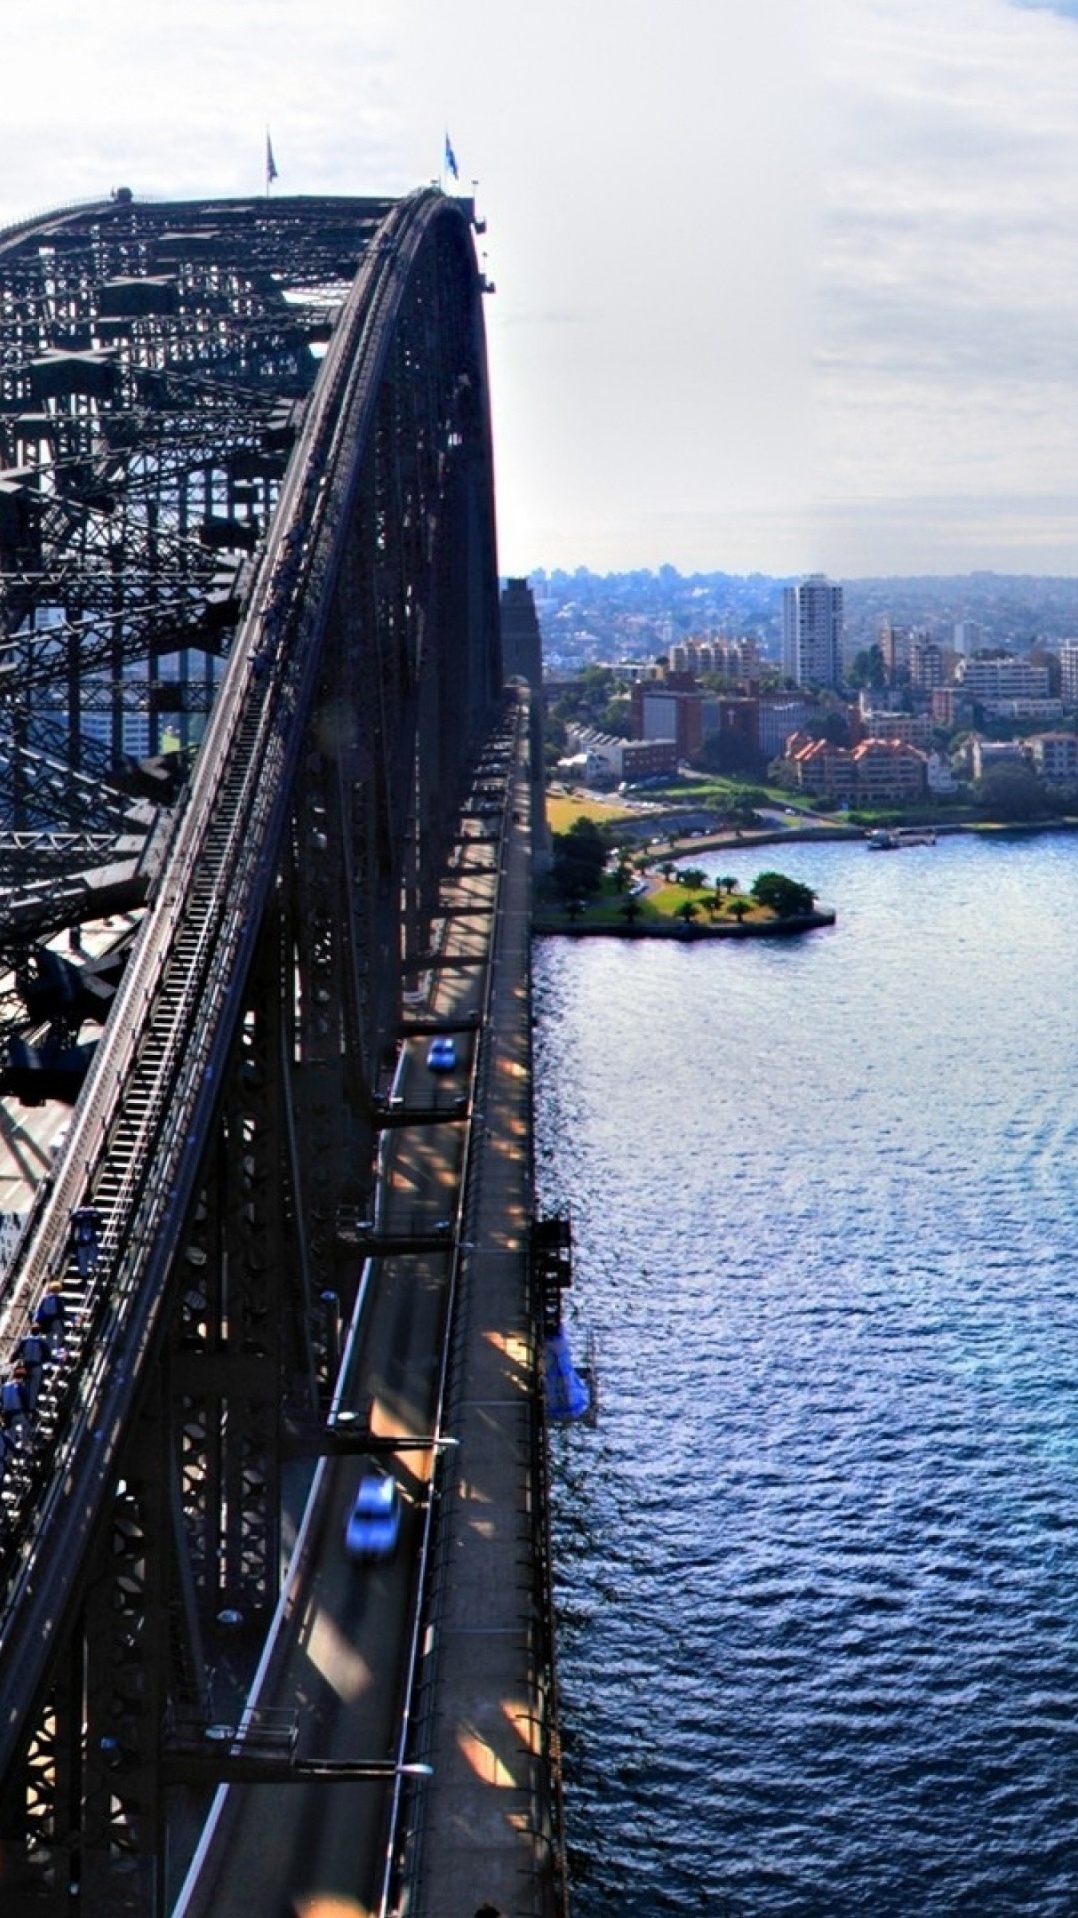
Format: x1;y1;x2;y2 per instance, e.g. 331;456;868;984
170;900;307;1625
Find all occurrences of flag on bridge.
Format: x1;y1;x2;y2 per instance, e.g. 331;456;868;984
266;130;279;192
444;132;459;182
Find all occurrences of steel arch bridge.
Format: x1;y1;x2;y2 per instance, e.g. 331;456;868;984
0;187;507;1908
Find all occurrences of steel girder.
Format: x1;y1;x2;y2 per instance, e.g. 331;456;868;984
0;187;502;1911
0;194;396;916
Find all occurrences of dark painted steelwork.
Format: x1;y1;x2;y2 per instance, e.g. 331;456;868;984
0;187;502;1910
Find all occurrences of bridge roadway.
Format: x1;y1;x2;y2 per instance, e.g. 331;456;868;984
174;694;562;1917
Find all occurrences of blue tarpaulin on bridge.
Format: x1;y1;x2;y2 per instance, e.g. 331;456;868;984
544;1326;590;1421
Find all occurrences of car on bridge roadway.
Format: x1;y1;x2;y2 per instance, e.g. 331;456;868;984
344;1470;401;1561
426;1036;457;1072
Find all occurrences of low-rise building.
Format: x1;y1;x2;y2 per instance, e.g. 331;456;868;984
857;702;932;747
758;696;813;760
1027;732;1078;781
981;697;1064;724
564;726;679;785
850;739;928;801
631;685;703;757
789;736;927;802
958;657;1051;701
926;751;959;795
789;739;857;800
700;695;760;767
970;738;1027;779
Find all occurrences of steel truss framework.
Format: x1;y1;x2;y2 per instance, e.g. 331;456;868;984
0;192;399;942
0;188;502;1912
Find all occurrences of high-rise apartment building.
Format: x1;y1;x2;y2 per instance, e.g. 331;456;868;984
953;620;983;657
782;575;843;689
1058;642;1078;704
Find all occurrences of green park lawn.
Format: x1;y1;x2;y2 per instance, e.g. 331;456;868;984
534;875;773;933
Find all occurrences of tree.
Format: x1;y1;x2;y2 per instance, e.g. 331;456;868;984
726;785;768;827
847;644;888;691
729;898;749;923
750;870;817;918
551;817;608;904
621;896;642;927
674;899;699;926
971;764;1054;823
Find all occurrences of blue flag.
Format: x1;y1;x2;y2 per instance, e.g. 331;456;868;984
444;133;459;181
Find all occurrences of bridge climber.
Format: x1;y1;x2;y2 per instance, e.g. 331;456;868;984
0;187;564;1918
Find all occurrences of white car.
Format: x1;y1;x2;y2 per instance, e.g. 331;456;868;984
344;1471;401;1561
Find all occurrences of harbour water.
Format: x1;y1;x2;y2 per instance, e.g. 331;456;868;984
534;831;1078;1916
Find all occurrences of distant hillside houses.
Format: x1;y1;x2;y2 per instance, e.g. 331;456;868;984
542;608;1078;805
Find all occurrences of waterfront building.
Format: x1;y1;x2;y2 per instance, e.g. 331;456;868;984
782;576;843;690
789;735;928;803
971;738;1027;779
926;751;958;794
850;738;929;801
1027;732;1078;781
789;739;857;801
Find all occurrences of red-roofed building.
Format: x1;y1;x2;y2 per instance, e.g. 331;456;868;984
788;736;928;802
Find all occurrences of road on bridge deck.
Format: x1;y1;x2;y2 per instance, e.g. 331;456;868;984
177;740;541;1918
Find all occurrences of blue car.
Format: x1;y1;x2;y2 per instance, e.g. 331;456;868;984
344;1471;401;1562
427;1036;457;1072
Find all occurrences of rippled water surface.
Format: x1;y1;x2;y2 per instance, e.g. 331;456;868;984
534;834;1078;1916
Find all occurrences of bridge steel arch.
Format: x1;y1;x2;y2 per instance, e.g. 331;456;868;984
0;188;504;1909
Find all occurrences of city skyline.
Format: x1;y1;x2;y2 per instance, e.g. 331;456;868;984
3;1;1078;579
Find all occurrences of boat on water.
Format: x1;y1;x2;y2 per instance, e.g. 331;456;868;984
866;827;937;850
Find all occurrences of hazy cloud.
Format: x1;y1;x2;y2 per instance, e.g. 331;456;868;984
1010;1;1078;17
811;0;1078;574
2;0;1077;574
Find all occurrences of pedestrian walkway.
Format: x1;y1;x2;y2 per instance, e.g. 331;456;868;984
412;693;565;1918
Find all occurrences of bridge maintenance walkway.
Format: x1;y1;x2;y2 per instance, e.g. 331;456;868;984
411;720;564;1918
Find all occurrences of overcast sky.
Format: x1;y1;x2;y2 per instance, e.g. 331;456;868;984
3;0;1078;579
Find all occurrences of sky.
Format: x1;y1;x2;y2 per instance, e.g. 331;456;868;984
3;0;1078;579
